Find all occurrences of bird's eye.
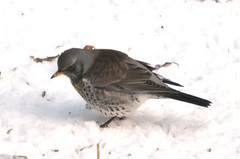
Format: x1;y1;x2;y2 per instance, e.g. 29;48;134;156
67;65;75;71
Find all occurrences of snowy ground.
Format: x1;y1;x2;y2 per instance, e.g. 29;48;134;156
1;0;240;158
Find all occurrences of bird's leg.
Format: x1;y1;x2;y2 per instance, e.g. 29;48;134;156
100;117;117;128
118;117;126;120
100;116;126;128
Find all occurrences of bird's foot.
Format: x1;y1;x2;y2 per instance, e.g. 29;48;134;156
100;116;126;128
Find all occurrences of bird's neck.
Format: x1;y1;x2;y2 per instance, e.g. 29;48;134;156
79;51;98;74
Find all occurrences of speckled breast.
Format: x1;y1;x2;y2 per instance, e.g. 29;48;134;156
71;79;141;117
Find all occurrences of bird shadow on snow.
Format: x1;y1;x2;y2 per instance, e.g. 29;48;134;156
25;95;112;127
31;99;207;135
19;89;208;136
32;99;100;122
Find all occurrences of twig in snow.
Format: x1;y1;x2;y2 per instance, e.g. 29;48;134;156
7;129;13;134
30;54;59;63
75;144;93;154
155;62;179;70
97;139;102;159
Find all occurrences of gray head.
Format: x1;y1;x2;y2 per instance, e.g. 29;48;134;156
51;48;97;80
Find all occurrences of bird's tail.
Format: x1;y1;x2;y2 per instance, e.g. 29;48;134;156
163;91;211;107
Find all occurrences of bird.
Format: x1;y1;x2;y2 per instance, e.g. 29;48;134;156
51;47;211;127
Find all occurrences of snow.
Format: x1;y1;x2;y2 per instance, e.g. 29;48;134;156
1;0;240;158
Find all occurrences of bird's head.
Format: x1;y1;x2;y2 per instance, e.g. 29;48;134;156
51;48;94;80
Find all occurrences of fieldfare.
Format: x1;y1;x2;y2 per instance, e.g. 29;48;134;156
51;47;211;127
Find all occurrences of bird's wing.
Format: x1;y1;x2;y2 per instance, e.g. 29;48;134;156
83;50;177;94
83;50;129;86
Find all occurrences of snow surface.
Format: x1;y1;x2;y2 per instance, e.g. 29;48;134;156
1;0;240;158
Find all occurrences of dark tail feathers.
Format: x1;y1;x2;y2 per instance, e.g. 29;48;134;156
164;92;211;107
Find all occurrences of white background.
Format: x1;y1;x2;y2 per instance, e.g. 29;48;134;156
0;0;240;158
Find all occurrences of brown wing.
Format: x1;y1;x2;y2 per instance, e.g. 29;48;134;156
83;49;174;93
83;50;129;86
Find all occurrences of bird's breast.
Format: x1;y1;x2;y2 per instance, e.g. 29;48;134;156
71;78;145;117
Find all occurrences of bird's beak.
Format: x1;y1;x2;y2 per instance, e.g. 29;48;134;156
51;71;64;79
